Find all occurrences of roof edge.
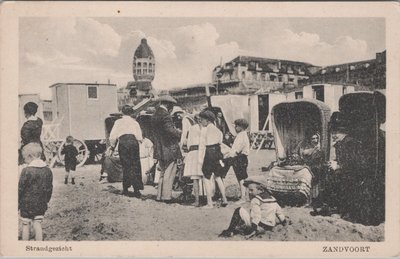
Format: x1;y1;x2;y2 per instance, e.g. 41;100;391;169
49;83;117;88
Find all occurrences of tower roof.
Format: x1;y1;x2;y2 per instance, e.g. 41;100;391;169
134;38;154;59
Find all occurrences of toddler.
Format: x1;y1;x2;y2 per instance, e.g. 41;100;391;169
61;136;78;184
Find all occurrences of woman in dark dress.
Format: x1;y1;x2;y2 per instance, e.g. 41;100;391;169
19;102;45;164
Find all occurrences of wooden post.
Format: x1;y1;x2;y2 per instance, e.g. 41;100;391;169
205;84;212;107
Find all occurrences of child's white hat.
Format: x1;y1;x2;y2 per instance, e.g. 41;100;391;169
244;176;272;193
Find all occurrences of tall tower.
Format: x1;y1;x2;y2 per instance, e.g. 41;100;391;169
130;38;155;97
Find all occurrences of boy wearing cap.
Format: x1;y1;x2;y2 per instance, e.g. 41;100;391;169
222;118;250;204
219;177;287;239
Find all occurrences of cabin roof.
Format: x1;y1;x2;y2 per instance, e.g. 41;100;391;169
49;83;117;88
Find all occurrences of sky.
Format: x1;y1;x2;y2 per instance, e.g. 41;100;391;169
19;17;385;99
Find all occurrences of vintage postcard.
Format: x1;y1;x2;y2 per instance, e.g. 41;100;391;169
1;1;400;257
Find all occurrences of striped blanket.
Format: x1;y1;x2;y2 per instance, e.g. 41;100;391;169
265;165;313;206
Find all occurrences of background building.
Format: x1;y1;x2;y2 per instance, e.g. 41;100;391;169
309;50;386;90
212;56;321;94
212;51;386;94
125;38;155;99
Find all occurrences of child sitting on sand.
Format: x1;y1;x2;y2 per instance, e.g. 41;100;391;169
219;177;287;239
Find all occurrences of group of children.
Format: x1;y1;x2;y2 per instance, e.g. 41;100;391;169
182;109;287;238
182;110;249;208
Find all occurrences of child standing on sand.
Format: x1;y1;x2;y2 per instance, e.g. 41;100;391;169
61;136;78;185
222;118;250;204
219;177;287;239
198;110;228;208
19;142;53;241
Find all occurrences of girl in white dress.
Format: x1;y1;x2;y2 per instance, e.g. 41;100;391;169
140;137;154;185
183;115;203;206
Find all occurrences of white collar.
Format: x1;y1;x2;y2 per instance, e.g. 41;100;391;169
28;159;47;168
27;115;38;121
255;194;277;203
160;105;168;112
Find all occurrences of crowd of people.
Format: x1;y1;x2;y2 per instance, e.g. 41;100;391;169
17;94;385;241
106;96;252;208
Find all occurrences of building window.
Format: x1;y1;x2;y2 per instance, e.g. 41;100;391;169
88;86;98;99
43;111;53;122
295;92;303;99
149;63;153;73
242;71;246;79
270;75;276;81
143;62;147;74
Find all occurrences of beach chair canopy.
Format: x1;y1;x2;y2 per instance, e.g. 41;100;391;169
339;91;375;127
271;99;331;161
334;91;386;176
337;90;385;131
